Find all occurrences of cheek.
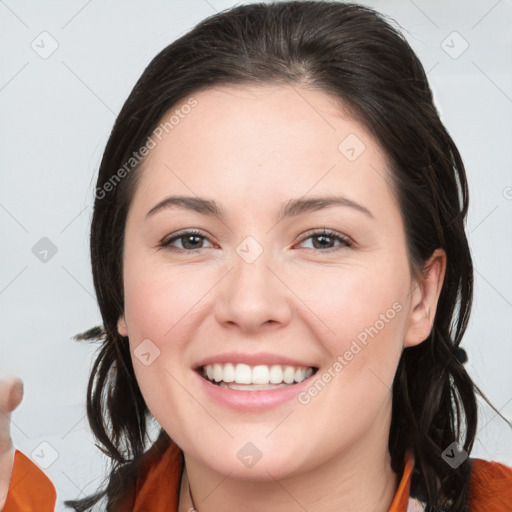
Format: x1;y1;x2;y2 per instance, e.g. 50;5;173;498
293;265;407;440
123;263;206;343
296;259;409;352
123;268;201;433
121;264;201;406
122;262;224;422
292;259;409;427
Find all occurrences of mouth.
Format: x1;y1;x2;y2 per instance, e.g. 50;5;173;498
196;363;319;391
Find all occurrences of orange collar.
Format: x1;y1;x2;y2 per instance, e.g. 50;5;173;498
388;451;416;512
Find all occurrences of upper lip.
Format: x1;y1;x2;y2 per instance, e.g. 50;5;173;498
193;352;318;370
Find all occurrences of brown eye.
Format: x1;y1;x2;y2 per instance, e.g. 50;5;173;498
297;229;352;252
160;229;213;252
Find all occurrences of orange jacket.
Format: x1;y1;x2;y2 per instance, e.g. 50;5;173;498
4;440;512;511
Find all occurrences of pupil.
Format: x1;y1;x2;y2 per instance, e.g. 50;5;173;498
183;235;201;249
314;235;332;249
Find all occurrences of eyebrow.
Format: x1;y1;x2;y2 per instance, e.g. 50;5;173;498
145;194;374;221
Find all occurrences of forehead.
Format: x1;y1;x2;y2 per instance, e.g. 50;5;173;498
162;84;373;166
130;84;396;218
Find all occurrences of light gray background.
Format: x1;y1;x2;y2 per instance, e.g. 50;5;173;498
1;0;511;509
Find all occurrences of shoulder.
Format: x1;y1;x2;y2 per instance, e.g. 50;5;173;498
3;449;56;512
117;431;183;511
469;457;512;511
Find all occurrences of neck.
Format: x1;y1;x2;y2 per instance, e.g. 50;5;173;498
178;406;399;512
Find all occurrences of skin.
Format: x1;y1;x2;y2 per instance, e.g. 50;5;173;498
0;83;445;512
0;377;24;510
117;84;446;512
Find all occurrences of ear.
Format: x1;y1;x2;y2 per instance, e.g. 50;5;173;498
403;248;446;348
117;313;128;337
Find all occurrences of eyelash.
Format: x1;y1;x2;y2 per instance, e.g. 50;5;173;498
158;228;353;254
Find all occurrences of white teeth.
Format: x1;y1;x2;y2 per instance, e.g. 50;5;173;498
213;363;223;382
252;365;270;384
295;368;306;383
201;363;315;386
235;364;252;384
283;366;295;384
269;365;283;384
219;382;290;391
223;362;235;383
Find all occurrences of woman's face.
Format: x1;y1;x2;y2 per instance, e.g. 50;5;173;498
118;84;444;480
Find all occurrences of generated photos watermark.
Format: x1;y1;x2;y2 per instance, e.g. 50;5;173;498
297;301;403;405
95;97;198;200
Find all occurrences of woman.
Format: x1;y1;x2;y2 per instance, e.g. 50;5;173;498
1;1;511;511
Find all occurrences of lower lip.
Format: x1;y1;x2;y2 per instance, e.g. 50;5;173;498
194;369;317;412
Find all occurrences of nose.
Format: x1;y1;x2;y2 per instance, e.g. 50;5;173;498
214;245;294;334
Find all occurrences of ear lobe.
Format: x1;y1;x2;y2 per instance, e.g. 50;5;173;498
403;248;446;348
117;314;128;337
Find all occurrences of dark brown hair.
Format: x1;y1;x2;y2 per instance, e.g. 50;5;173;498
64;2;509;510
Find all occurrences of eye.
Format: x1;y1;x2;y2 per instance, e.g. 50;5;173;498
296;229;352;252
159;228;353;253
159;229;214;252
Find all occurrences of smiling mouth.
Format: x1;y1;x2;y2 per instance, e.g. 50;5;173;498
197;363;319;390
